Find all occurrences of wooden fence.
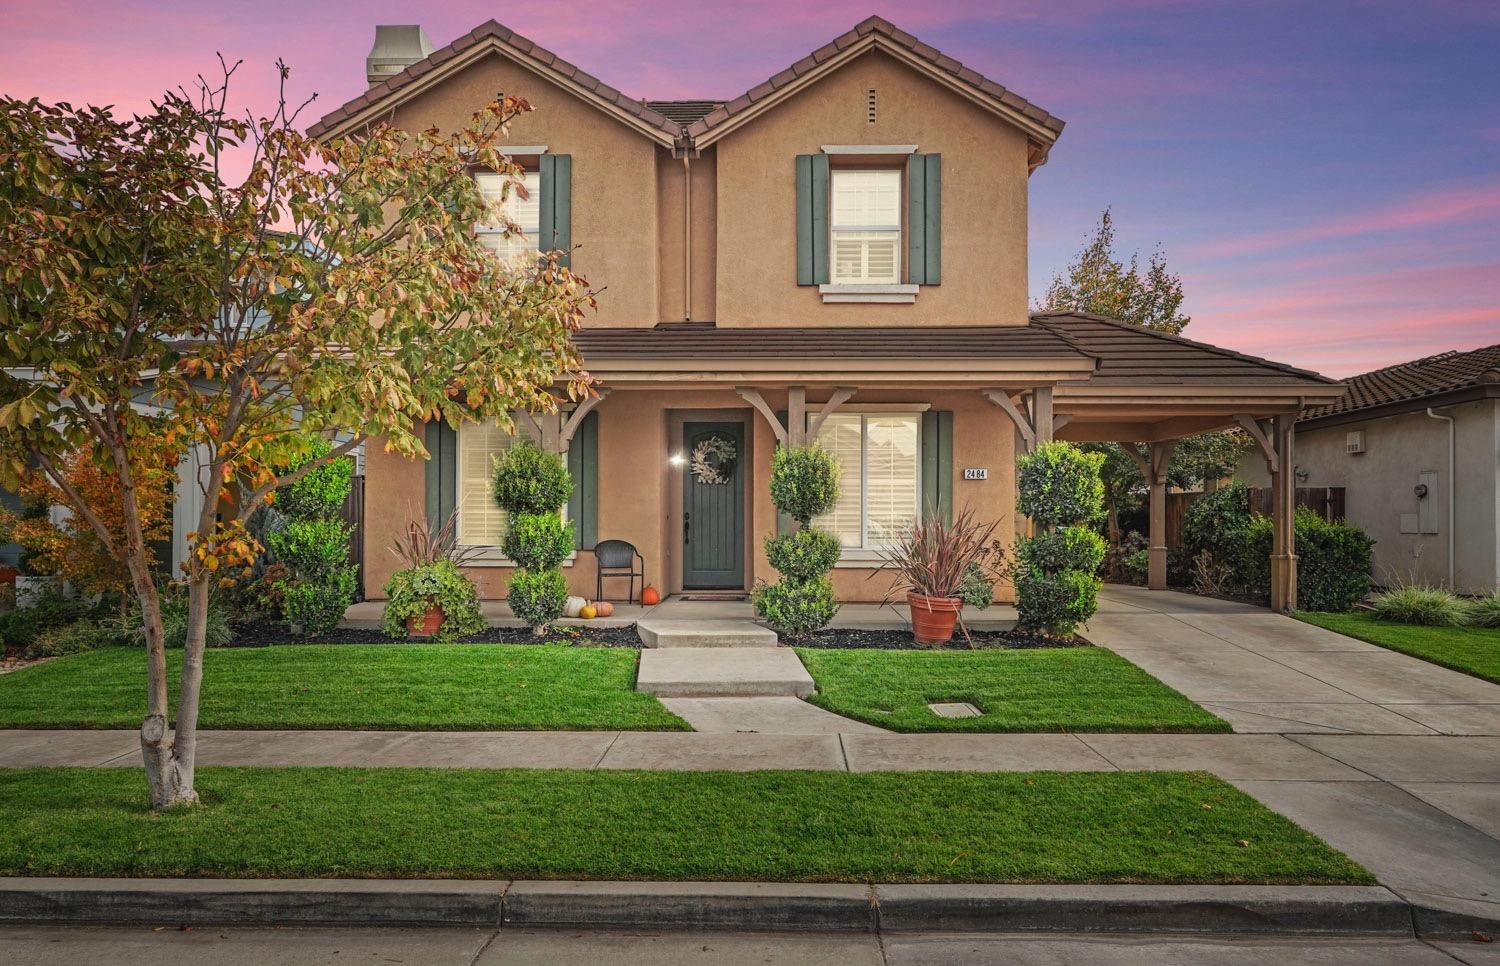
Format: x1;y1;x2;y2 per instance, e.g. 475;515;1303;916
1164;485;1346;548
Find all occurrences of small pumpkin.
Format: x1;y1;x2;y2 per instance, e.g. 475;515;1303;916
640;586;661;606
579;603;598;620
564;595;588;618
595;600;615;618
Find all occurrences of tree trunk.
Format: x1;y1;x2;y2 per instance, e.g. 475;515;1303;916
125;538;195;808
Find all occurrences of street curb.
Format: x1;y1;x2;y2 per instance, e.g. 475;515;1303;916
0;878;1442;936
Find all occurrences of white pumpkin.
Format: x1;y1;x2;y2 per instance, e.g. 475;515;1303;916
564;595;588;618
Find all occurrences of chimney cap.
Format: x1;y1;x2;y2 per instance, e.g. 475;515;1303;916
366;25;434;87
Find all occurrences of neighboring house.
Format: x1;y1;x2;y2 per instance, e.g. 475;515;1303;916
309;17;1342;606
1238;345;1500;595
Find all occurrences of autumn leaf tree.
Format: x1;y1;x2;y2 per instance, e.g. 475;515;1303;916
1041;210;1243;546
0;61;594;808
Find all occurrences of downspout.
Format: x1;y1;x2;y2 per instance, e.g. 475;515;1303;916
1426;407;1456;588
681;153;692;322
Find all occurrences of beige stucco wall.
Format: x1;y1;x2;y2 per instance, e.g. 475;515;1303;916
363;388;1019;603
713;49;1033;327
655;145;718;323
1237;399;1499;594
388;52;660;327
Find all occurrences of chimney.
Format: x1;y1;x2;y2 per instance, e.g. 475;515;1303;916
366;25;433;87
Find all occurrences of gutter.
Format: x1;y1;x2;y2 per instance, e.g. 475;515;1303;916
1425;407;1456;588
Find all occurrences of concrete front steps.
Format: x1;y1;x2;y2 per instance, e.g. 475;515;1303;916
635;618;777;648
636;648;814;698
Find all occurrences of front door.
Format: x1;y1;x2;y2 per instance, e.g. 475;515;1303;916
681;420;745;589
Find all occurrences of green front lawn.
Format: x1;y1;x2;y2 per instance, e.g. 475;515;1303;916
0;767;1369;884
0;645;689;731
797;647;1230;733
1297;611;1500;684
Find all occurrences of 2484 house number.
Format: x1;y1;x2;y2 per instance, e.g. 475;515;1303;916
963;467;988;480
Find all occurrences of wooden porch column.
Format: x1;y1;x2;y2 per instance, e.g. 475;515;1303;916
1123;442;1176;590
1269;414;1298;611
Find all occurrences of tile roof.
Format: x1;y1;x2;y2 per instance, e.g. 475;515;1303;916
573;324;1080;360
1029;312;1339;388
307;20;682;142
683;16;1065;143
1299;343;1500;423
645;100;724;125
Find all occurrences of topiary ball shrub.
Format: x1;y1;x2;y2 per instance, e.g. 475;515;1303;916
1014;568;1099;639
506;566;570;634
281;569;358;637
763;528;842;583
381;559;485;641
503;512;575;570
768;445;841;526
1371;586;1469;627
276;439;353;519
751;575;839;636
492;440;572;516
1020;525;1107;575
1016;441;1105;529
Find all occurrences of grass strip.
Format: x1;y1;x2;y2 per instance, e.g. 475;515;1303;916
0;767;1369;884
0;645;689;731
1296;611;1500;685
797;647;1231;733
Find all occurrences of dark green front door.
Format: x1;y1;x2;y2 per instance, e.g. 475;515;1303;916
682;421;745;589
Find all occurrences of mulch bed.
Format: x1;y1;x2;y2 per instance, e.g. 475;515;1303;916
784;628;1086;650
225;620;643;648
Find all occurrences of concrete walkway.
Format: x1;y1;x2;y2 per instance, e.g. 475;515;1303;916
1090;586;1500;737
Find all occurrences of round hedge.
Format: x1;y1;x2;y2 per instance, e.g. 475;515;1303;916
769;446;841;525
502;512;575;570
492;441;572;515
506;566;569;631
277;437;353;520
1016;442;1105;529
751;574;838;636
763;527;842;583
1014;567;1100;638
1019;525;1107;575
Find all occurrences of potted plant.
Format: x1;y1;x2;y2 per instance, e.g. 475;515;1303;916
380;513;486;641
876;506;1007;646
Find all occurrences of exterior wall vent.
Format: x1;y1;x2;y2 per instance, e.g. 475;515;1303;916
1345;430;1365;454
367;25;434;87
867;89;877;124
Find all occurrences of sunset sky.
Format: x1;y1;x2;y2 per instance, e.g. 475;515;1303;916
2;0;1496;377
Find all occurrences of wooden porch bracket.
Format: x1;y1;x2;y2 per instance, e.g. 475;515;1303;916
982;389;1036;452
558;389;611;447
736;387;788;447
808;387;856;441
1235;414;1279;474
1052;414;1074;434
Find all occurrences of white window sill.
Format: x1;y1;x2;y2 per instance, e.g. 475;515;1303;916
831;549;891;568
819;284;918;304
460;548;578;568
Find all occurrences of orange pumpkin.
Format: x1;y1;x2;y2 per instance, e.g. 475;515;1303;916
595;600;615;618
579;603;598;620
640;586;660;606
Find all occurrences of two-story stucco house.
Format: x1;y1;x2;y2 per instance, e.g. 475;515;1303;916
308;17;1343;609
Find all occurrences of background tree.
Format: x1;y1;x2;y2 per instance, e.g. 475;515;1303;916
0;62;594;808
1042;210;1243;550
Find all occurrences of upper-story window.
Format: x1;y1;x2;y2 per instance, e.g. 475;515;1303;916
829;169;901;285
475;171;540;264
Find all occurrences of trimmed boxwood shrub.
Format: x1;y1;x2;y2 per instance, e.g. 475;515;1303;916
1181;481;1256;579
1015;442;1106;638
381;559;485;641
492;440;573;635
754;445;842;635
268;437;357;637
1245;508;1372;611
276;439;354;520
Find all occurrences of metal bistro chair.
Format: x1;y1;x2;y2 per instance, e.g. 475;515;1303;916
593;539;645;604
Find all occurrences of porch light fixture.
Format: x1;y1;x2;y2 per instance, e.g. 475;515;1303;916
669;452;686;467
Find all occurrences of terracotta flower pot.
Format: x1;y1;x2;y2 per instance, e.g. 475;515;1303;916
907;592;962;645
407;604;444;639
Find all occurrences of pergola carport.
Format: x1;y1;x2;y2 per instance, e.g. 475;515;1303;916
988;313;1345;610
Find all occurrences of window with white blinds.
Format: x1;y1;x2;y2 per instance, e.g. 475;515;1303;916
830;169;901;284
475;171;540;265
812;412;921;549
456;417;541;547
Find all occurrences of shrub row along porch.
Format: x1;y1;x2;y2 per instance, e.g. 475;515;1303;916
362;312;1341;609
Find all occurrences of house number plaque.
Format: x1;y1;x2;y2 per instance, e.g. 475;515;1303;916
963;468;988;481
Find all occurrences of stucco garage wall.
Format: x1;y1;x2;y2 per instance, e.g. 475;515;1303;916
1238;399;1498;594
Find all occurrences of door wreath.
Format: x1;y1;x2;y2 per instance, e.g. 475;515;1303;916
690;436;737;485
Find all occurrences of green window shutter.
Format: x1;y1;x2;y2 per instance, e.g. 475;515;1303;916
795;154;830;285
566;410;598;549
424;420;458;526
920;410;953;524
539;154;572;267
907;154;941;285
